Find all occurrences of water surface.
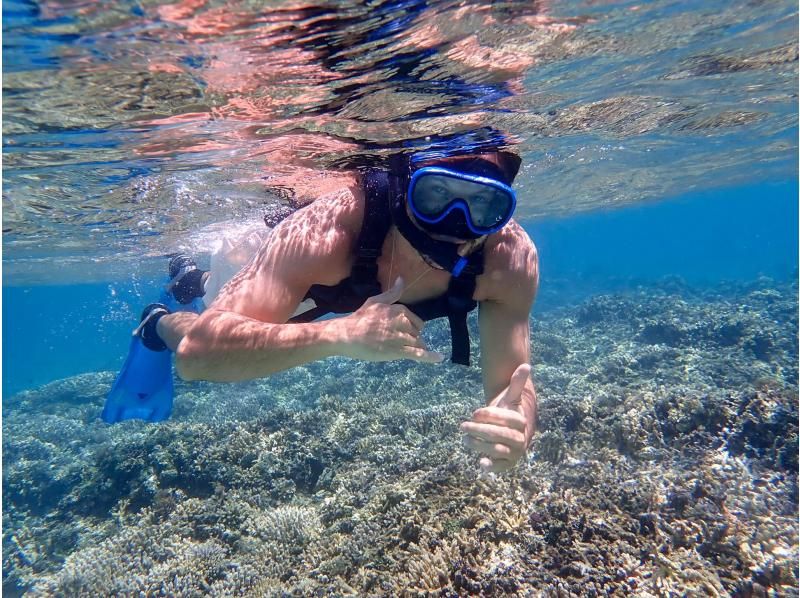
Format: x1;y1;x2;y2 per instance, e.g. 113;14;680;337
3;0;797;284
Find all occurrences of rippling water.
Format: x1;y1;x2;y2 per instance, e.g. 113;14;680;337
3;0;797;284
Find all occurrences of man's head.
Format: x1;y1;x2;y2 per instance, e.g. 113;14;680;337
405;150;522;242
416;151;521;185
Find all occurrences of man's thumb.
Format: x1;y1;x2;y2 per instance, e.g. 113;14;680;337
496;363;531;409
365;276;405;306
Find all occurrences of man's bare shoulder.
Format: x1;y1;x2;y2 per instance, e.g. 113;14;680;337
480;220;539;305
263;183;365;286
210;182;365;321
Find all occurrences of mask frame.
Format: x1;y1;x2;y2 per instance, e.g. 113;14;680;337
407;166;517;237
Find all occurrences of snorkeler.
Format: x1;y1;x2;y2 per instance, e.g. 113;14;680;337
104;140;539;473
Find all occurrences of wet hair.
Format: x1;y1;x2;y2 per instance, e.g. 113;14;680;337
414;154;516;185
417;152;521;185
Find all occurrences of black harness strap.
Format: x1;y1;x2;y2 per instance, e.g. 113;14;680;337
350;171;393;295
448;253;482;365
406;247;483;365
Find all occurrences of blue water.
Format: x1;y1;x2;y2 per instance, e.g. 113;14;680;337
3;1;799;595
531;179;799;308
4;178;796;398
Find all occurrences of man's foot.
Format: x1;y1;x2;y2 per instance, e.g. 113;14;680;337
167;254;208;304
133;303;171;351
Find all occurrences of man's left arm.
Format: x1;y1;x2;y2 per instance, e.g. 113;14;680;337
460;242;539;472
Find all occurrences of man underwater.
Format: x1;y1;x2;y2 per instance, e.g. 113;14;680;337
104;145;540;473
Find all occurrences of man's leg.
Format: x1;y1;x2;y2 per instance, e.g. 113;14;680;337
153;253;211;351
156;311;199;352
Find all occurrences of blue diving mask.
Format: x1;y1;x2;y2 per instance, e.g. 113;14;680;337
407;166;517;239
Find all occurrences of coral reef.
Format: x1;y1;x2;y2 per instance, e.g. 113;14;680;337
3;278;797;596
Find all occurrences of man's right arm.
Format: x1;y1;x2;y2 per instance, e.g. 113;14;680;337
175;194;358;382
175;310;347;381
174;194;442;382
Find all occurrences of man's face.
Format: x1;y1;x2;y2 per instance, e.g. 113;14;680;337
413;175;509;229
405;160;516;242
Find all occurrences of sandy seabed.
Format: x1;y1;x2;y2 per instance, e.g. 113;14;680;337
3;278;797;596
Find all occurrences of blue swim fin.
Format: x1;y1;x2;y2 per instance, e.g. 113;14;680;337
102;335;174;423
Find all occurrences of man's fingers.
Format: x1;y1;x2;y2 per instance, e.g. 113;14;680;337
401;346;445;363
464;368;531;474
364;276;405;306
392;332;427;350
463;435;512;458
402;309;425;333
460;421;526;446
471;406;527;433
360;278;425;336
480;456;514;473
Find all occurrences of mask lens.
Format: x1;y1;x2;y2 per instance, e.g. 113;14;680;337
410;172;514;231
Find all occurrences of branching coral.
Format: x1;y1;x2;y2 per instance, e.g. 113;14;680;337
4;279;797;595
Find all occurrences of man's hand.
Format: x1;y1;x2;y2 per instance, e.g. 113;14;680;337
337;277;445;363
460;363;531;472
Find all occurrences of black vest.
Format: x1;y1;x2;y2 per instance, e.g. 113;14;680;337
288;170;483;365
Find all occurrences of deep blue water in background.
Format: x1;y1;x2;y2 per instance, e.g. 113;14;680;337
3;179;797;397
530;179;799;310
